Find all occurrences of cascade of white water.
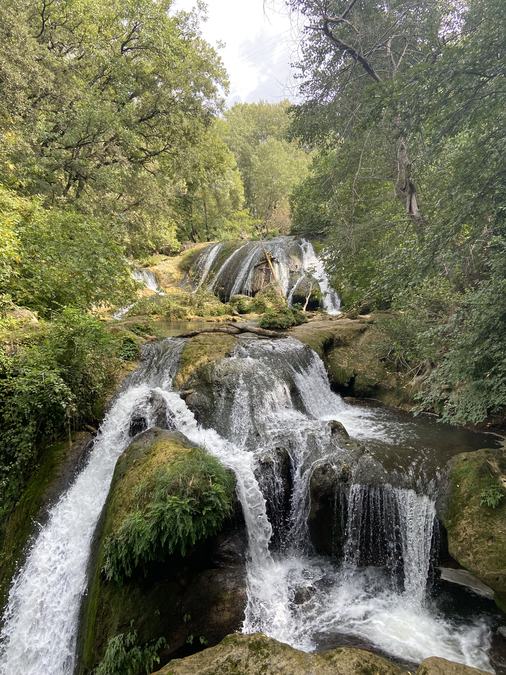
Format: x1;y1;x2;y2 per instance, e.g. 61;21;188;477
132;269;162;294
299;239;341;315
193;236;341;314
193;242;223;291
0;335;494;674
0;341;184;675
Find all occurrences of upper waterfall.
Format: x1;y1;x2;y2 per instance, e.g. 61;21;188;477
192;237;341;315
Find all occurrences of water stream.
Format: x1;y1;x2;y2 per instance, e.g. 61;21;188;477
194;237;341;314
0;335;499;673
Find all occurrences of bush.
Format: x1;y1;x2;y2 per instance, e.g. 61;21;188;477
102;448;235;583
480;486;505;509
259;306;307;330
0;309;119;520
95;630;165;675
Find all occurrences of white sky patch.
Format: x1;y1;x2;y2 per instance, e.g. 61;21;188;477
172;0;301;105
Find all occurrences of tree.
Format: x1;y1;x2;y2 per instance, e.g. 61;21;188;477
219;101;310;235
0;0;226;255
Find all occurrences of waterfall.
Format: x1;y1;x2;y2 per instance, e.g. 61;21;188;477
0;336;494;673
113;268;164;319
0;341;184;675
193;237;341;314
131;269;163;295
193;242;223;291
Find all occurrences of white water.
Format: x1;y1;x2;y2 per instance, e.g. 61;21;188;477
193;242;223;291
195;237;341;314
0;337;494;673
113;268;164;319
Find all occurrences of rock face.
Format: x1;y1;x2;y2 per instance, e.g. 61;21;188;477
290;316;408;403
439;448;506;611
416;657;489;674
154;633;491;675
155;633;405;675
78;428;246;673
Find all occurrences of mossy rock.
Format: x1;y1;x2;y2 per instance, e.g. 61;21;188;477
155;632;405;675
175;333;237;390
79;428;239;672
291;317;410;405
441;448;506;608
415;657;489;674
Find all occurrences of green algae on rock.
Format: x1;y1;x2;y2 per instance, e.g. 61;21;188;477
79;428;239;672
441;448;506;610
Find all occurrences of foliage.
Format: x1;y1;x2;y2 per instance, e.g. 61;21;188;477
288;0;506;423
219;102;310;235
0;0;226;257
0;309;119;519
95;629;165;675
259;307;308;330
480;487;505;510
102;448;235;583
3;190;134;316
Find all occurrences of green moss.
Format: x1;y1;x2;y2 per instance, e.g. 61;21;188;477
102;431;235;583
95;629;166;675
250;284;286;313
79;429;235;672
259;307;307;330
443;449;506;603
175;333;237;389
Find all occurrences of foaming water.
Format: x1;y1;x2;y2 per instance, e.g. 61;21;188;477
194;237;341;314
0;335;497;673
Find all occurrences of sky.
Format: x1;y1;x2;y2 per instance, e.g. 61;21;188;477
172;0;302;105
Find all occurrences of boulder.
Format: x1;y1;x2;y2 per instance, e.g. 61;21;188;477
439;448;506;611
290;317;411;407
416;656;489;674
154;632;404;675
78;428;244;672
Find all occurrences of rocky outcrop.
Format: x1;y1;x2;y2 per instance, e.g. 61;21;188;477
78;428;246;672
155;633;404;675
154;633;490;675
439;448;506;611
416;657;489;674
291;317;411;405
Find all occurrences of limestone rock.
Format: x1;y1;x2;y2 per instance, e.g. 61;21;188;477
439;448;506;610
416;656;489;674
155;633;404;675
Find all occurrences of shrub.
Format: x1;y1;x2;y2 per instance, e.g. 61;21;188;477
0;309;119;520
102;448;235;583
95;630;165;675
480;486;505;509
259;306;307;330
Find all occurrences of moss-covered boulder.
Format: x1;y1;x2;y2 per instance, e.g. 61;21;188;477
440;448;506;611
174;333;238;391
79;428;244;673
155;633;405;675
416;657;488;674
291;317;410;404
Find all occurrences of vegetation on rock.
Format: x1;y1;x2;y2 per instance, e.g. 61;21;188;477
101;429;235;583
441;448;506;610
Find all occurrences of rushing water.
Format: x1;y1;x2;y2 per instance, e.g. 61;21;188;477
0;336;498;674
193;237;341;314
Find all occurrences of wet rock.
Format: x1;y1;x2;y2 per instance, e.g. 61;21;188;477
154;632;405;674
129;415;147;437
416;656;489;674
78;428;241;672
438;448;506;611
308;463;347;557
329;420;350;439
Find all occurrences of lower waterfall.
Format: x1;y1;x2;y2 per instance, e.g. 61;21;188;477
0;337;495;673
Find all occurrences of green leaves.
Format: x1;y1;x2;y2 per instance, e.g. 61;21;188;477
102;449;235;584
